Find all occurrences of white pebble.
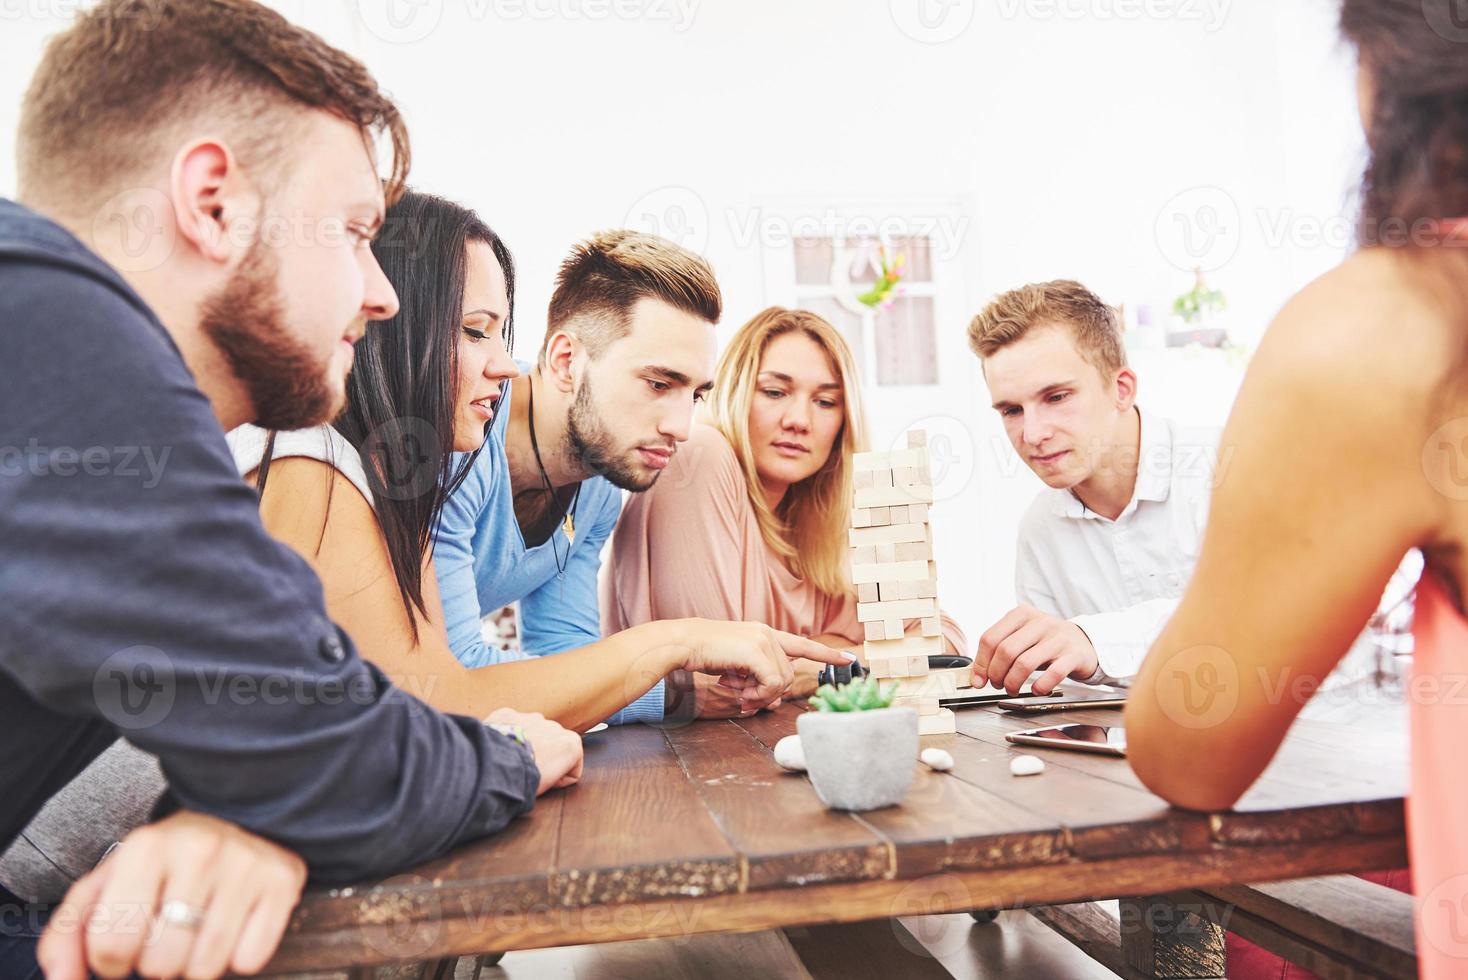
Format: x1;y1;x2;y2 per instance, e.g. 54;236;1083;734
773;735;807;772
920;747;954;771
1010;754;1045;777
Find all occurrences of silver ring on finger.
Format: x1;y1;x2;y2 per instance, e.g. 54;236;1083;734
159;899;207;930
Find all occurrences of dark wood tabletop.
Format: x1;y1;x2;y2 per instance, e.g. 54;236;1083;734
261;698;1408;975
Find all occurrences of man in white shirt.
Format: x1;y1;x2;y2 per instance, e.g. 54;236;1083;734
965;280;1221;694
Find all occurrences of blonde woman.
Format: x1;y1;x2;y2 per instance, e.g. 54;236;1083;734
603;307;965;715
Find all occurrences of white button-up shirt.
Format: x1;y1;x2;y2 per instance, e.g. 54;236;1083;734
1014;408;1221;684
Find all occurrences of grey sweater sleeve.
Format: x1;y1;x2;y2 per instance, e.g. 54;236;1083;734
0;742;164;904
0;250;539;883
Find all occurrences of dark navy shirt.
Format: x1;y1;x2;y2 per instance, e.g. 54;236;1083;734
0;199;538;883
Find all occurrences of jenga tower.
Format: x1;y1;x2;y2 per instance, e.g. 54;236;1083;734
848;430;957;736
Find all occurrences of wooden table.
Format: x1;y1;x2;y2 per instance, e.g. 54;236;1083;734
261;700;1408;977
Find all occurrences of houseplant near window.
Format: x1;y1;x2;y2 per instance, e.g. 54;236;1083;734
796;678;919;811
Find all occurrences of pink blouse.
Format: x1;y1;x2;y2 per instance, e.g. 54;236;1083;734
602;425;967;655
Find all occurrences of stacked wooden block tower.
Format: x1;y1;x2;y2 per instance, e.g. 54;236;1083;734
849;430;957;736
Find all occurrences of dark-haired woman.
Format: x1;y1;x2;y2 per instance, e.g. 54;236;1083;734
1126;4;1464;975
231;191;843;731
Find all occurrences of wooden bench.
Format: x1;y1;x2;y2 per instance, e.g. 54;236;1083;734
1032;874;1417;979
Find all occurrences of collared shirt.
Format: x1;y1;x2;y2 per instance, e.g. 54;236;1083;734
1015;408;1219;684
433;368;664;724
0;199;538;881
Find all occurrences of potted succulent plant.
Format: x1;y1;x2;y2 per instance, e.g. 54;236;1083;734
796;678;919;811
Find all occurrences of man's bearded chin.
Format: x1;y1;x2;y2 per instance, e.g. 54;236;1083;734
200;242;341;431
564;375;663;493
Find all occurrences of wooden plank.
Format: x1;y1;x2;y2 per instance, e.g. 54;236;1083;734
942;725;1211;860
784;919;955;979
850;559;932;585
551;724;742;905
1196;875;1417;979
265;837;1407;973
1118;895;1225;978
856;597;938;622
1029;902;1152;980
854;484;935;509
661;721;892;890
849;522;928;548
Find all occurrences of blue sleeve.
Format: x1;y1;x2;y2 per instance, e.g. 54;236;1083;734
435;452;526;668
0;260;538;883
519;486;664;725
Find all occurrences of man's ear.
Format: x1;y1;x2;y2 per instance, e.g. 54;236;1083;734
169;138;261;266
542;331;579;394
1114;365;1139;412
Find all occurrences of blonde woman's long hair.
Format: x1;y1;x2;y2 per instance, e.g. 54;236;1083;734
705;307;870;597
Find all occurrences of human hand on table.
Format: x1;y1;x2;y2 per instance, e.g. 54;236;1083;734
487;708;583;794
975;604;1098;695
664;620;856;712
36;810;306;980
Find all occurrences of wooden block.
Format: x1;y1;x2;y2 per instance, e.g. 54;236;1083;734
911;577;937;599
850;546;875;566
867;655;901;679
853;448;928;472
916;696;941;716
894;541;933;562
882;618;904;640
873;468;893;489
855;597;939;623
849;522;928;548
892;467;914;486
851;508;874;528
907;503;929;524
866;506;891;526
873;543;897;564
918;708;956;736
907;430;928;448
863;635;944;659
879;671;957;698
920;616;942;637
863;620;885;642
906;654;930;676
853;470;873;490
882;581;915;600
854;484;935;509
857;582;879;603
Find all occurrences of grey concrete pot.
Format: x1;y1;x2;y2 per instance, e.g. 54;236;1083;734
796;707;919;811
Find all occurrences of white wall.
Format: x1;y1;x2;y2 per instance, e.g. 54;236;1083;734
0;0;1363;637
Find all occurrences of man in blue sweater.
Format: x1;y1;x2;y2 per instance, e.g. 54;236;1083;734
437;232;819;723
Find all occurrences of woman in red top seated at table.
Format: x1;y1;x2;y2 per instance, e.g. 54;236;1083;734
1126;3;1466;978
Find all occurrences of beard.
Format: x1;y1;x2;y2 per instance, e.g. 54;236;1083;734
564;373;663;492
199;241;342;431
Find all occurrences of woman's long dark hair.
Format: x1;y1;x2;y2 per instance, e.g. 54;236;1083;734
1340;0;1468;244
261;190;515;641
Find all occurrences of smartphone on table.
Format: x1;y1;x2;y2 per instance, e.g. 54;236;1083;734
1004;723;1127;757
996;689;1127;713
